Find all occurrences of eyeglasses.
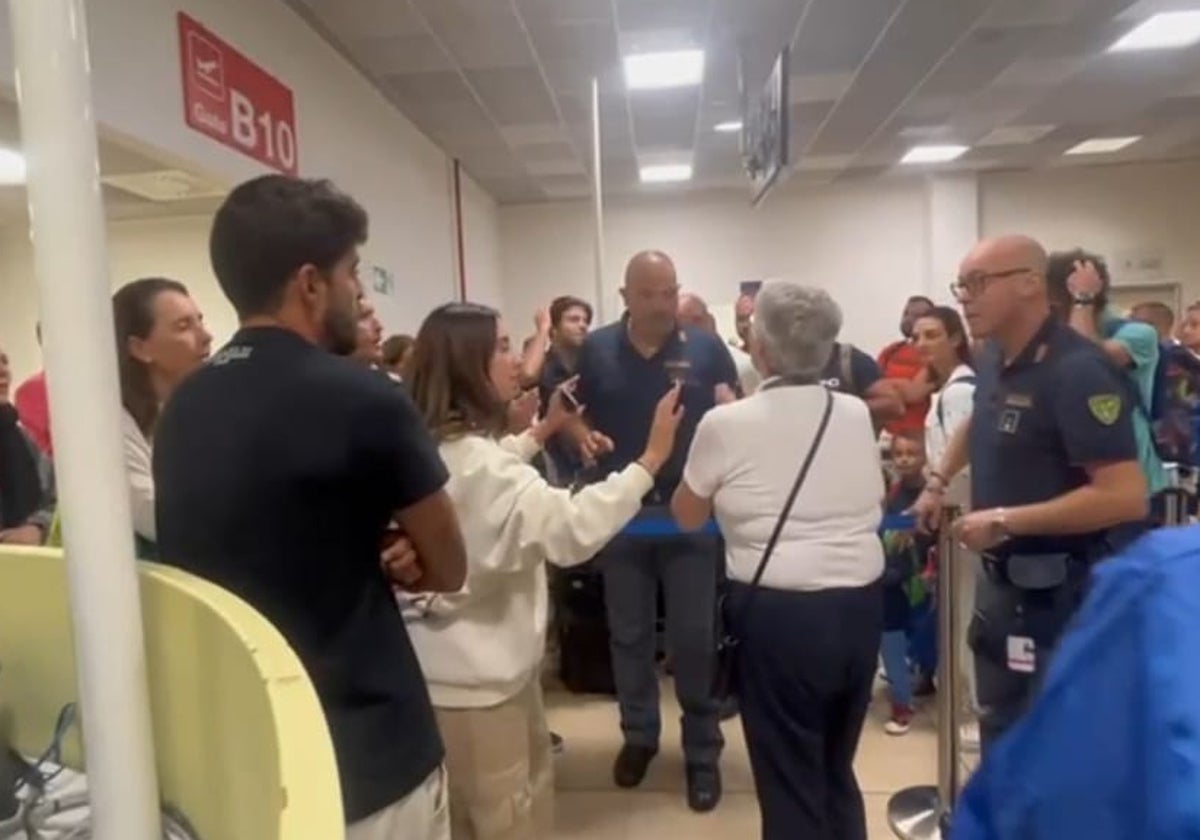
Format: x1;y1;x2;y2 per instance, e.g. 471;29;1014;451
949;267;1034;301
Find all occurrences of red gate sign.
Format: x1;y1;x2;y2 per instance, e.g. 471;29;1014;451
177;13;299;175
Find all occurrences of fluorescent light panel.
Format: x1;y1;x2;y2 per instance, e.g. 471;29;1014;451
624;50;705;90
1064;136;1141;155
0;148;26;185
714;120;743;133
900;144;969;164
1109;12;1200;52
639;163;693;183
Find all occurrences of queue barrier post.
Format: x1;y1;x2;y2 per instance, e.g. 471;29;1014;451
888;505;962;840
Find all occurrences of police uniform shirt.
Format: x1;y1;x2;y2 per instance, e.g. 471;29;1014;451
576;317;739;504
970;317;1138;552
153;327;449;824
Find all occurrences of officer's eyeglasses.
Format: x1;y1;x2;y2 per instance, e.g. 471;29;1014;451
950;267;1034;302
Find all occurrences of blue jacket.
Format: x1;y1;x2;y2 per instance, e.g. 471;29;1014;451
953;527;1200;839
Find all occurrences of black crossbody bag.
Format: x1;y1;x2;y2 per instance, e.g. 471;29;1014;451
712;387;834;700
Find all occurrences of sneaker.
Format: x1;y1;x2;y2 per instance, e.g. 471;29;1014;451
959;721;981;753
685;763;722;813
550;732;565;754
884;704;913;736
613;743;658;788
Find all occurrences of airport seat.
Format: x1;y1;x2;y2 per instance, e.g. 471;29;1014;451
0;547;343;839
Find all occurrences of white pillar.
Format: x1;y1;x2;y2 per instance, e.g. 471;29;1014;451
924;174;981;304
9;1;161;837
590;77;606;321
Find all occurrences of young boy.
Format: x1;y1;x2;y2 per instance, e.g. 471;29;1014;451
879;432;934;734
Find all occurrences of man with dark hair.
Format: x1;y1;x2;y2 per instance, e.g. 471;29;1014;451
155;175;468;840
537;295;594;483
1046;249;1167;503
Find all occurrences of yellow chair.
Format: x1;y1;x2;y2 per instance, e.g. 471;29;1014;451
0;547;344;839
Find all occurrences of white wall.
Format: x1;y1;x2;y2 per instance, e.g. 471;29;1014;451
0;216;225;380
0;0;503;374
500;181;933;354
499;159;1200;354
981;159;1200;305
460;172;504;312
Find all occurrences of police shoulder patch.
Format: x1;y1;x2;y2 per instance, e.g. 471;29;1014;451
1088;393;1122;426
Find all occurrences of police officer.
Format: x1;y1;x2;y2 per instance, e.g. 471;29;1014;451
914;234;1148;753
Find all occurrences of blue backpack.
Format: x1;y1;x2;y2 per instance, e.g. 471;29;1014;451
952;527;1200;839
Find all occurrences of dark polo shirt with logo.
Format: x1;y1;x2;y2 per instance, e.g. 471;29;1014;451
154;326;448;823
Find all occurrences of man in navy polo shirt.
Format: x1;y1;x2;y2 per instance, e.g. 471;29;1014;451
574;250;738;813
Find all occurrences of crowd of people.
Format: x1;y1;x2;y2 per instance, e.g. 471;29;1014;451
2;173;1199;840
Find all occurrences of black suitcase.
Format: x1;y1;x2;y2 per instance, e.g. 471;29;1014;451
551;562;616;696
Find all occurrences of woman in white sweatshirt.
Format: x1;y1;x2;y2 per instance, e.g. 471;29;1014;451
403;301;683;840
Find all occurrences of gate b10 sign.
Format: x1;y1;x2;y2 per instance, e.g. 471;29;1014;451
178;13;298;175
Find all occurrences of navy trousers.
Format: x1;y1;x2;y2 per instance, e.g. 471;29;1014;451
729;580;882;840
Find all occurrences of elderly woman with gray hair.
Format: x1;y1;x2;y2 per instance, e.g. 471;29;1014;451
671;280;885;840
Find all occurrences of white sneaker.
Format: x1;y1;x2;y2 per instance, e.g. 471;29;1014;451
960;721;980;753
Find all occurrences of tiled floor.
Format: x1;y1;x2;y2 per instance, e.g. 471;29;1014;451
547;678;937;839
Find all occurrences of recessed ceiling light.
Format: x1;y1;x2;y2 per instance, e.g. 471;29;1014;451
0;148;26;185
639;163;693;183
1064;136;1141;155
714;120;743;133
1109;12;1200;52
624;50;705;91
900;144;969;164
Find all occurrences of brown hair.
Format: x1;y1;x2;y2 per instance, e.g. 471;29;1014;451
381;333;415;370
550;295;593;328
407;303;506;441
113;277;189;437
917;306;973;374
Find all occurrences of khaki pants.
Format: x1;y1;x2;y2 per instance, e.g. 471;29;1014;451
434;678;554;840
346;765;450;840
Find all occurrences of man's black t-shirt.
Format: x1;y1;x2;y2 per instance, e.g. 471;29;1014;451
154;327;449;823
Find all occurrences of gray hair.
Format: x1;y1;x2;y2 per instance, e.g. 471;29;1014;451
752;280;842;381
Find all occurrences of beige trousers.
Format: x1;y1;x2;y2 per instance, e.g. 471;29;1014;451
346;765;450;840
434;678;555;840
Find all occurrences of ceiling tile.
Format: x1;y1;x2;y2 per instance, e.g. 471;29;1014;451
464;67;560;126
806;0;995;156
354;34;455;75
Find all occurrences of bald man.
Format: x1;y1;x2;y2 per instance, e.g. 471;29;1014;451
678;292;760;395
571;251;738;812
915;234;1147;752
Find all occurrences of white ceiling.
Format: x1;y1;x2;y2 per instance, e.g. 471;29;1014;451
295;0;1200;203
0;98;225;226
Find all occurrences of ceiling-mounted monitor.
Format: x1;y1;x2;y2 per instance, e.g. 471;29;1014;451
742;46;790;207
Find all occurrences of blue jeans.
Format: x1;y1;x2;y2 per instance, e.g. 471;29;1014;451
598;531;724;768
880;630;913;708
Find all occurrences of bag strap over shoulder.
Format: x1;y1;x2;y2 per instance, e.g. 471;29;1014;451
740;388;835;599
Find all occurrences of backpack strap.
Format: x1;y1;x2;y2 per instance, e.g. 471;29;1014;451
839;343;856;395
936;373;977;431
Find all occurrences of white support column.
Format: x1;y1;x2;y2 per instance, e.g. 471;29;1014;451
590;77;606;322
925;174;981;303
9;1;161;837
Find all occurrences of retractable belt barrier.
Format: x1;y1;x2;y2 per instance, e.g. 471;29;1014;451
888;506;963;840
619;513;916;538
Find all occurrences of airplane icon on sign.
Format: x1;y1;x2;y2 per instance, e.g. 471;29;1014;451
187;31;226;102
